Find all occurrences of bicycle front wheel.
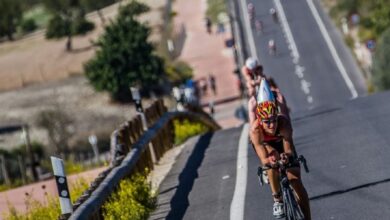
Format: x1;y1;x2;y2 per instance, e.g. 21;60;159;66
283;187;304;220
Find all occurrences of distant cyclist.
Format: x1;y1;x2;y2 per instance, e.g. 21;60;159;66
270;7;278;23
247;2;256;22
255;19;263;35
243;57;290;120
268;39;276;56
248;79;311;219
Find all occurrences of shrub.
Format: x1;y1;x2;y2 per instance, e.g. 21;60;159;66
45;15;69;39
20;18;37;33
72;17;95;35
102;174;156;220
174;119;209;145
165;61;193;85
2;179;88;220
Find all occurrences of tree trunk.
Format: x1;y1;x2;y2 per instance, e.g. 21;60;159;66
6;32;14;41
66;34;72;51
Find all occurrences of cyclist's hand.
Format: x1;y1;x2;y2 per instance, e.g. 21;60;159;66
280;153;289;164
268;155;277;166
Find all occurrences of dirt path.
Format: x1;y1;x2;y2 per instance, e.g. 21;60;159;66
0;0;164;92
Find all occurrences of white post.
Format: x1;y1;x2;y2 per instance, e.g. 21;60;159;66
51;156;73;215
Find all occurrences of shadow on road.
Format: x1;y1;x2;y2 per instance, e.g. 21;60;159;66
165;132;214;220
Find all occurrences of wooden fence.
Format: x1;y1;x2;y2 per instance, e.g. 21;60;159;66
66;99;220;219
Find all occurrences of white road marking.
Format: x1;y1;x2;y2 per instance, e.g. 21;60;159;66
238;0;257;57
222;175;230;180
307;96;313;103
301;79;311;94
306;0;358;98
274;0;299;61
230;124;249;220
274;0;314;104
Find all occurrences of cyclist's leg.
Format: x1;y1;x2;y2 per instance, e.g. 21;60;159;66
263;146;282;200
287;167;311;220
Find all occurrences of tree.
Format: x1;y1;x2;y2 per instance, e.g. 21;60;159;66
81;0;116;25
372;28;390;91
43;0;94;51
84;1;165;102
0;0;22;41
35;109;74;155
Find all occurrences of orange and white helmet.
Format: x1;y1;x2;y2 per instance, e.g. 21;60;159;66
256;79;278;119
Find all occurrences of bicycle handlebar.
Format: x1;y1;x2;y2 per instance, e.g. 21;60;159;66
261;155;309;173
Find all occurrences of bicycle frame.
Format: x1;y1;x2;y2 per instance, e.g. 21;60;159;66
257;155;309;220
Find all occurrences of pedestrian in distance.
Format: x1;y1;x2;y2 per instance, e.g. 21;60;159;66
208;73;217;95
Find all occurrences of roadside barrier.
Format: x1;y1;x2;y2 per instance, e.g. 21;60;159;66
65;99;220;220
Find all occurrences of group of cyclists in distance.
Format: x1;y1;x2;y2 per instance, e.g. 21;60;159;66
242;57;311;219
247;2;277;55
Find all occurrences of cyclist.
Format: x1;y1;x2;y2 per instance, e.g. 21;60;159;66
255;19;263;35
243;57;290;120
270;7;278;22
268;39;276;55
247;2;256;22
248;79;311;219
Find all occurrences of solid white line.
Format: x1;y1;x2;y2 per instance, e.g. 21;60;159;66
238;0;257;57
230;123;249;220
306;0;358;98
274;0;300;62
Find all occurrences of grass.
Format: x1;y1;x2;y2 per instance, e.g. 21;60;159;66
2;178;89;220
23;5;52;29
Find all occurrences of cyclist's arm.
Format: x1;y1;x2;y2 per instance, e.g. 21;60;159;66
280;118;295;156
249;118;269;165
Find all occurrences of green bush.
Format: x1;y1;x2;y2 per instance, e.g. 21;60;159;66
206;0;227;23
165;61;193;85
344;35;354;48
20;18;37;33
72;17;95;35
45;15;69;39
102;174;156;220
174;119;209;145
2;179;88;220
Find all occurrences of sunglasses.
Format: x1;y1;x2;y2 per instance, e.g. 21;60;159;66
261;117;277;125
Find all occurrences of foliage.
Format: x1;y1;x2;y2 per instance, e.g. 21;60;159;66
165;61;193;85
23;5;52;29
42;0;95;50
174;119;209;145
84;1;165;102
330;0;390;38
72;16;95;35
2;178;88;220
35;109;73;155
0;0;23;40
20;18;37;34
372;28;390;91
102;174;156;220
206;0;227;23
45;15;69;38
344;35;354;48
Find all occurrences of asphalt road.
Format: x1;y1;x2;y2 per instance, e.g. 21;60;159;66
150;0;390;219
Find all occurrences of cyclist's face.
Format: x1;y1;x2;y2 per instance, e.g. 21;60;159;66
261;117;277;134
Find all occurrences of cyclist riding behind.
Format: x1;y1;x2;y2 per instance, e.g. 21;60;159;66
248;79;311;219
243;57;290;120
247;2;256;22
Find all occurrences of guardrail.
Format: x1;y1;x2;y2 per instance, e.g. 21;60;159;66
64;99;220;219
